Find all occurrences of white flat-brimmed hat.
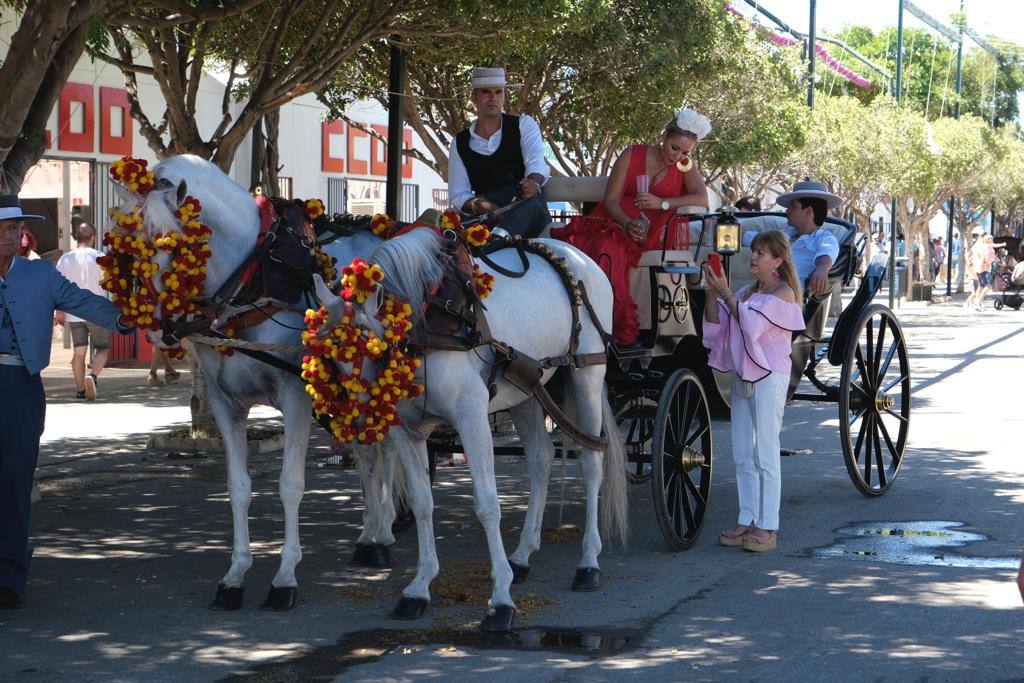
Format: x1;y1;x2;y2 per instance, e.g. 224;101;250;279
471;67;521;89
0;194;43;222
776;180;842;210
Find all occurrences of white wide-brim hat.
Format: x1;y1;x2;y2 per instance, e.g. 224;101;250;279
0;195;43;221
776;180;842;210
471;67;521;89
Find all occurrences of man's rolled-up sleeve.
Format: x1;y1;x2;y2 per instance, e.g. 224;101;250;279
814;230;840;265
447;137;474;211
519;115;550;186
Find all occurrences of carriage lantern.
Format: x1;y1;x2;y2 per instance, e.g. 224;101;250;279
715;205;741;256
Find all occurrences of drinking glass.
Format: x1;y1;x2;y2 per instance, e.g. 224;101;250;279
636;175;649;195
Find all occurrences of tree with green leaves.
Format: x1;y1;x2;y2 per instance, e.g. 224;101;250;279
325;0;796;186
93;0;469;171
0;1;110;192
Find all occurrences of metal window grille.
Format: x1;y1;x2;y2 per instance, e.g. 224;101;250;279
278;177;293;199
401;183;419;222
326;177;347;215
93;161;120;242
432;188;449;211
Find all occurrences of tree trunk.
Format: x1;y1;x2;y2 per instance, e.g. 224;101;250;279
0;2;103;192
261;108;281;197
187;351;219;437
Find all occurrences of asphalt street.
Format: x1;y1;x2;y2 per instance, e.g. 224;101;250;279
0;294;1021;682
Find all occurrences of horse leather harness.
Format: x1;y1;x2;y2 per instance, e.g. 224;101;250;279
413;232;611;450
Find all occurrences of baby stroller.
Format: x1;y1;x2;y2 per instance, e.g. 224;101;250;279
993;261;1024;310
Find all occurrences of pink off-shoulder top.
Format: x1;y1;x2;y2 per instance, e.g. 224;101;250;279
701;289;806;382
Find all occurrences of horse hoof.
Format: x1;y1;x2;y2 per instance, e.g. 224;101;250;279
351;543;376;567
571;567;601;592
208;583;244;611
510;562;530;584
390;596;429;620
371;543;394;568
259;585;297;611
480;604;516;633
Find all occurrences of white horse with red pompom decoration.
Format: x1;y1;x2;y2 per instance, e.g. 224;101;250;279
106;154;403;612
312;226;629;632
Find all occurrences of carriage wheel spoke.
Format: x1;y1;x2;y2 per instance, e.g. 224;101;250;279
877;339;899;382
848;404;868;427
678;480;696;532
882;406;908;423
872;318;887;380
882;373;909;394
675;386;693;450
683;423;709;449
681;470;706;510
864;320;875;376
862;414;874;485
852;410;869;461
876;414;899;468
854;346;872;390
872;421;886;488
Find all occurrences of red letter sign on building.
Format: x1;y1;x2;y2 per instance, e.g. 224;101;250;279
59;83;94;153
321;120;345;173
100;87;132;156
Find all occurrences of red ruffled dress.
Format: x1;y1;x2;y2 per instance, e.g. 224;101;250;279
551;145;686;344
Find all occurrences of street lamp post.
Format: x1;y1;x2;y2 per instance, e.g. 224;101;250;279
946;1;964;298
385;38;406;220
890;0;904;309
807;0;817;108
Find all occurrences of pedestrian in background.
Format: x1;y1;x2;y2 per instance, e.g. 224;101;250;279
56;222;109;400
0;195;131;610
735;196;761;211
19;227;39;260
702;230;805;552
148;347;181;386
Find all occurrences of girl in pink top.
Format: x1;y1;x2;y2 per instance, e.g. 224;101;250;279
702;230;805;552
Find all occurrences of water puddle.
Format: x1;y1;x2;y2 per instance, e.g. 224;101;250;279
812;520;1019;569
235;626;643;679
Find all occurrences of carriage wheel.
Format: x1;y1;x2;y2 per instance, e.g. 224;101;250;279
839;304;911;497
615;399;655;483
651;369;713;549
994;299;1004;310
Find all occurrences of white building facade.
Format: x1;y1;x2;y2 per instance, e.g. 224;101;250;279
4;18;447;257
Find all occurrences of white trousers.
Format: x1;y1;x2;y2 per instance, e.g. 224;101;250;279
730;371;788;531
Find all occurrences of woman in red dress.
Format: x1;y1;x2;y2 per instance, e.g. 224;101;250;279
551;108;710;345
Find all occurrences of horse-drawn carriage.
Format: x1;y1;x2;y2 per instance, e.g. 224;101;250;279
433;175;912;552
103;155;910;630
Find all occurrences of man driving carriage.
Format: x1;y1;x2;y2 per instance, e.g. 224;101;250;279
743;180;841;297
447;67;552;238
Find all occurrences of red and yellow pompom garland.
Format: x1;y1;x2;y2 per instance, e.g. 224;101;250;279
300;269;423;444
98;157;212;348
472;264;495;299
304;198;326;221
340;257;384;304
109;156;155;195
370;213;392;236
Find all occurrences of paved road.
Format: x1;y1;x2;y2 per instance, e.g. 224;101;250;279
1;297;1021;682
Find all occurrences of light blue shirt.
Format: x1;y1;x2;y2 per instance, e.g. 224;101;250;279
742;224;840;283
786;226;839;282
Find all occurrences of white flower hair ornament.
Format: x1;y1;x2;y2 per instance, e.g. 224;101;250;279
673;108;712;140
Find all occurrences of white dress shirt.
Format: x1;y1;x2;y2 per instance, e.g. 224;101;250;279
447;114;550;210
56;247;104;323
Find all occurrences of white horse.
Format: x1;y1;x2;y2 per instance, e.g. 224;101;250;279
314;227;628;631
321;231;629;584
113;155;320;611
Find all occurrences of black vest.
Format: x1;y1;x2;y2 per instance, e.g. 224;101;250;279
455;114;525;196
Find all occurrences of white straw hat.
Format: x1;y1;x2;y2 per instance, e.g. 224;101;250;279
776;180;842;210
470;67;521;89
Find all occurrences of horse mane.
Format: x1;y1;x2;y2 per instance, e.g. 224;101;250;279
368;228;444;315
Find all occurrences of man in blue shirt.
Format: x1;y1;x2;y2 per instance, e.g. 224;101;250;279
0;195;131;610
774;180;842;296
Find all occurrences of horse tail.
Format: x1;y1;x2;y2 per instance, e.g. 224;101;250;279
600;388;629;546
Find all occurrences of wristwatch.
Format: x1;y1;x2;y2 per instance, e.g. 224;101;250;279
661;199;670;211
